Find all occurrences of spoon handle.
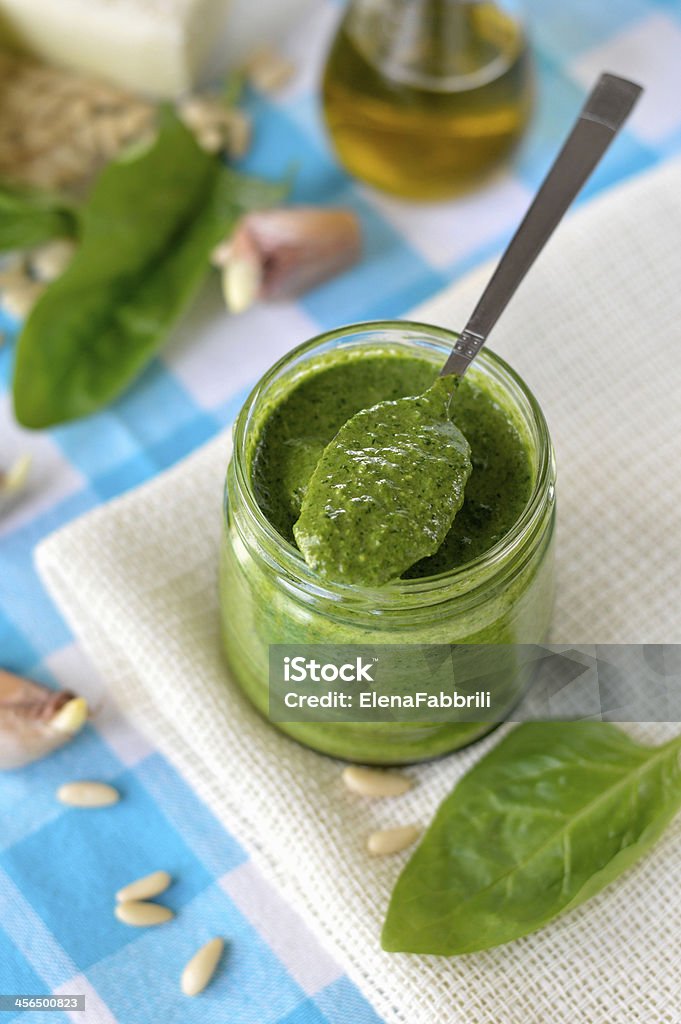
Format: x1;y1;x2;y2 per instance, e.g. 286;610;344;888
441;73;642;378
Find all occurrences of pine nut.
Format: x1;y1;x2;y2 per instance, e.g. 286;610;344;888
195;127;224;154
0;51;156;191
225;111;252;159
177;96;217;131
29;239;77;283
181;937;224;996
57;780;120;807
116;870;171;903
115;900;174;927
0;453;32;497
246;47;295;93
1;279;45;320
342;765;412;798
367;825;420;856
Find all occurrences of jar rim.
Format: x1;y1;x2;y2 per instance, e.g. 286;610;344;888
229;319;555;608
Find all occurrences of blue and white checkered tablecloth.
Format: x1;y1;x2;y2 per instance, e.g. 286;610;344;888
2;1;681;1021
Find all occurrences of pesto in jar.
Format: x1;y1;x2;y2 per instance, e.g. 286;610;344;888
221;334;555;764
251;348;532;578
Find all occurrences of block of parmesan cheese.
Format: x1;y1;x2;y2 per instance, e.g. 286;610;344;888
0;0;227;98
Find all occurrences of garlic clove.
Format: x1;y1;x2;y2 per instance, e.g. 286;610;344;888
214;208;361;312
259;209;361;299
0;669;89;770
219;224;263;314
222;256;262;314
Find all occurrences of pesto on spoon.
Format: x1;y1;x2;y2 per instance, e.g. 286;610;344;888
293;375;471;586
295;74;641;586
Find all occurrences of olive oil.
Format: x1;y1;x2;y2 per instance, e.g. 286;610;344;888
322;1;532;199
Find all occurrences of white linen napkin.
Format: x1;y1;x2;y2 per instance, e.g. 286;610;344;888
37;158;681;1024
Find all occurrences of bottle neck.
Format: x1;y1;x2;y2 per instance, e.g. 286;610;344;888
344;0;523;91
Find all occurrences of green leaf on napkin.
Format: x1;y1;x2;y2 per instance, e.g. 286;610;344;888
12;106;286;428
382;723;681;955
0;183;78;252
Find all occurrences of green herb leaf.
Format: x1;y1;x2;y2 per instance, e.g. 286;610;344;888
382;723;681;955
12;106;285;428
0;183;78;251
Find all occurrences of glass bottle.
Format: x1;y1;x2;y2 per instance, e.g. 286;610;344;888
322;0;532;199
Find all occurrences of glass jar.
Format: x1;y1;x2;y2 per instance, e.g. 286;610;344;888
322;0;533;199
219;322;555;764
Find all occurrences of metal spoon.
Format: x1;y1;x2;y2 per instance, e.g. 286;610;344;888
294;73;642;586
441;72;642;378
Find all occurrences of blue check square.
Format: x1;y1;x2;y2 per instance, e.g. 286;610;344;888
0;768;213;971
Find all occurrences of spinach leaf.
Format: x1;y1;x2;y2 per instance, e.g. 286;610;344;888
382;723;681;955
0;183;78;251
12;107;285;428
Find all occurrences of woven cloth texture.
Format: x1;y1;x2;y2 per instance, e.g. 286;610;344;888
36;158;681;1024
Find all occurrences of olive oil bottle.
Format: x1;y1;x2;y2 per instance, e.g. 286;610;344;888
322;0;532;199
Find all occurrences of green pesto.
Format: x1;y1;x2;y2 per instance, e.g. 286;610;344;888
251;349;533;579
293;376;472;585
